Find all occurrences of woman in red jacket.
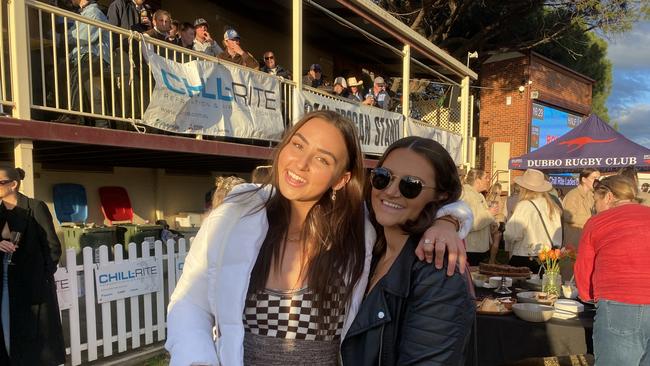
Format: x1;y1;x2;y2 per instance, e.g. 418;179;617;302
575;175;650;366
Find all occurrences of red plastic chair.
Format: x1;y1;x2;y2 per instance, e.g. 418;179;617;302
98;186;134;225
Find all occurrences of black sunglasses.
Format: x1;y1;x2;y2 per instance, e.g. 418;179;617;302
264;56;274;60
0;179;14;185
370;167;434;199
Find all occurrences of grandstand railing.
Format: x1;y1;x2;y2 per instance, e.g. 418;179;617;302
4;0;462;139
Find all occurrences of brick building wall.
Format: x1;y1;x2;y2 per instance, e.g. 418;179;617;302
477;52;593;177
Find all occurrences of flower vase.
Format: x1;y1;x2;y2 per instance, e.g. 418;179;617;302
542;270;561;297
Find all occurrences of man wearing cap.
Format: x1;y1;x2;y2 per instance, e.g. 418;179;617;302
217;29;259;70
193;18;223;57
303;64;329;90
363;76;390;110
331;77;349;98
143;10;171;42
347;77;364;102
261;51;291;79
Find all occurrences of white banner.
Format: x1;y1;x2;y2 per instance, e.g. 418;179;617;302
94;257;162;303
405;118;462;164
142;43;285;140
298;90;404;156
54;267;74;310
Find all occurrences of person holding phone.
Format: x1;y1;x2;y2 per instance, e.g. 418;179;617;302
0;165;64;365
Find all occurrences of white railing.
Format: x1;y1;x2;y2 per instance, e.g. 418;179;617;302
4;0;466;140
58;238;191;365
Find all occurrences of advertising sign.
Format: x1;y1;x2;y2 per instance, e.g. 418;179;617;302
142;42;285;141
530;103;583;151
54;267;74;310
94;258;162;303
298;90;404;155
175;253;186;282
405;119;462;164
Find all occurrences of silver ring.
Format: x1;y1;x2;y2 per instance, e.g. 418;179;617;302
424;238;433;245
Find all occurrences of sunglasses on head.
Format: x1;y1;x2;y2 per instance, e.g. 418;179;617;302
593;179;609;191
370;167;435;199
0;179;14;185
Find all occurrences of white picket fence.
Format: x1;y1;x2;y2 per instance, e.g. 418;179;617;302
56;238;191;365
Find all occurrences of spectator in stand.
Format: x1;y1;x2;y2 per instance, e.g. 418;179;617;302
218;29;259;69
55;0;110;123
461;169;497;265
332;77;349;98
643;182;650;193
168;19;180;43
251;165;272;184
363;76;390;110
618;165;650;206
505;169;562;273
177;22;195;50
260;51;291;79
575;175;650;366
193;18;223;57
347;77;364;102
107;0;151;32
143;10;172;42
303;63;329;90
562;168;599;248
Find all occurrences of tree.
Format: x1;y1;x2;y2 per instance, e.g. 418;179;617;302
378;0;648;120
378;0;649;59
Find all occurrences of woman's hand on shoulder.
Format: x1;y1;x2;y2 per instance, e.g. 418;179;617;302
0;240;17;253
415;219;466;276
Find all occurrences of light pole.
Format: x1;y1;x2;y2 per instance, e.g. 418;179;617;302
466;51;478;68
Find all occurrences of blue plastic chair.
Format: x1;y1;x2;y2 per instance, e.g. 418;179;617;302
52;183;88;223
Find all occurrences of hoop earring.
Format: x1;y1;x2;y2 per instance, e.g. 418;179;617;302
331;189;337;201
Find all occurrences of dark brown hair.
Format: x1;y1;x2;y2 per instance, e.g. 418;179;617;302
618;165;638;184
579;168;598;185
0;165;25;190
247;110;366;310
366;136;462;257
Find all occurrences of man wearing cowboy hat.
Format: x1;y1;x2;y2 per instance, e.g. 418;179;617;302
347;77;364;102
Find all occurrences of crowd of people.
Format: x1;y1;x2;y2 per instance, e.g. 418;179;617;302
56;0;397;121
461;164;650;365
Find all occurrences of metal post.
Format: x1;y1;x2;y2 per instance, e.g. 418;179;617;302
459;76;470;166
291;0;303;124
14;139;34;197
8;0;32;119
401;44;410;137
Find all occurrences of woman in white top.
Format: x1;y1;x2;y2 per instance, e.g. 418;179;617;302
505;169;562;273
165;111;473;366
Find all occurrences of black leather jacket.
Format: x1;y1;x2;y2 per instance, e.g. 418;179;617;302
341;235;475;366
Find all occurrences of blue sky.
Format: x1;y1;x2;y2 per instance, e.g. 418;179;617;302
606;20;650;147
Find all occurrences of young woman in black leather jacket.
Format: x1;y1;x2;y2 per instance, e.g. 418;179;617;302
341;137;475;365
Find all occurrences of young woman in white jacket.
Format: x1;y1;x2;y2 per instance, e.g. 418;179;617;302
165;111;473;365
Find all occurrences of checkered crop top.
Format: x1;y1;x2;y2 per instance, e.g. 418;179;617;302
243;286;346;341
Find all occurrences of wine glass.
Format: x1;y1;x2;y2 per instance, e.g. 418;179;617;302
5;231;21;265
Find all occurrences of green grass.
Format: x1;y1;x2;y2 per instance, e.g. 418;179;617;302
141;353;170;366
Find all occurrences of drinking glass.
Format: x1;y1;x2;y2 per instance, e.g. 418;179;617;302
5;231;21;265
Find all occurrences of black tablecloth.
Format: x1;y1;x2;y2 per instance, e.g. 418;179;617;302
465;287;594;366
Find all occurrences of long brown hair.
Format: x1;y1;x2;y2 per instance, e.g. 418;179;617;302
366;137;462;257
248;110;366;309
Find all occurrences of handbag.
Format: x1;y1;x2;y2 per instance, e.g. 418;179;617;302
528;200;560;248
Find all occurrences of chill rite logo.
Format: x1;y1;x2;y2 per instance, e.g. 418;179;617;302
559;137;616;153
98;266;157;284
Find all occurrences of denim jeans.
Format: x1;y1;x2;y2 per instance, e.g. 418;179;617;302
594;299;650;366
